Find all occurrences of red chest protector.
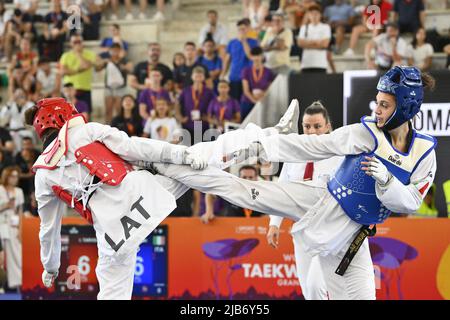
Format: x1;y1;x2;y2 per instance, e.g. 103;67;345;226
53;141;134;224
74;141;134;186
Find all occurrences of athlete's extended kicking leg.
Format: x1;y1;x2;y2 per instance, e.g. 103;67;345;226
186;99;300;169
153;162;323;221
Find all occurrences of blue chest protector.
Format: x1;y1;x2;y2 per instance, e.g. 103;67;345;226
327;116;436;225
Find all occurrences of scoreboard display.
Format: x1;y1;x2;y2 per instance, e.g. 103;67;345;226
55;225;168;299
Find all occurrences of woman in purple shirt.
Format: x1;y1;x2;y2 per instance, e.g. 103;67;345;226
207;80;241;133
178;66;215;145
138;69;171;121
241;46;276;119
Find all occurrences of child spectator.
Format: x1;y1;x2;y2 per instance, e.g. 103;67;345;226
174;42;210;91
207;80;241;133
138;69;171;121
221;19;259;101
143;98;180;143
111;94;143;137
197;39;223;90
241;47;276;119
62;82;90;121
178;66;215;145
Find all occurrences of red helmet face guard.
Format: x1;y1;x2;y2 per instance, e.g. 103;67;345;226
33;98;79;138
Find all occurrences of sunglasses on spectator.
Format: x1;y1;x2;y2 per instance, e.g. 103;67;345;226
72;40;82;45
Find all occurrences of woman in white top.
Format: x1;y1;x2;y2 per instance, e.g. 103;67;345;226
0;166;24;290
297;5;332;73
407;28;434;71
267;101;344;300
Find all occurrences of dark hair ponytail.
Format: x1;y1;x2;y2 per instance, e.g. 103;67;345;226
421;72;436;91
303;101;333;131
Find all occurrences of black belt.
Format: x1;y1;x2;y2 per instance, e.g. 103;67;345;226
335;225;377;276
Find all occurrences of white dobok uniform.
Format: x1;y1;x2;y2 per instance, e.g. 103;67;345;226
268;156;344;300
154;120;436;300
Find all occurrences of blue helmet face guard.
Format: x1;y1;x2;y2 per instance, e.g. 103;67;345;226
376;66;424;130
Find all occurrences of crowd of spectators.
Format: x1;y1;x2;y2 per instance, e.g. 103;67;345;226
0;0;449;293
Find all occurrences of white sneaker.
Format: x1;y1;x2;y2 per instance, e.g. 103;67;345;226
138;12;147;20
110;14;118;21
343;48;355;57
125;13;133;20
275;99;300;134
152;11;165;22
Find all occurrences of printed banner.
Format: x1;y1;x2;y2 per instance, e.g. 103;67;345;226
22;217;450;300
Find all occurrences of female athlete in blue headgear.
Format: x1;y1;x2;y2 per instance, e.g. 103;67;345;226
245;66;437;299
154;66;437;300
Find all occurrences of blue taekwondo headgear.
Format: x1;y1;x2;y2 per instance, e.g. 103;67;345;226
376;66;424;130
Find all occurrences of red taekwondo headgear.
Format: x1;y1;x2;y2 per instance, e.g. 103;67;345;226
33;97;79;138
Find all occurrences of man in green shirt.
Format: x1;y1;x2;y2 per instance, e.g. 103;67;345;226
59;34;98;114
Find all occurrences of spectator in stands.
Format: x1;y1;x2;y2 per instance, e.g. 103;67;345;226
393;0;425;34
143;98;180;143
130;42;173;96
60;34;97;114
138;69;171;121
198;10;229;58
287;9;303;62
178;66;215;145
174;41;210;91
0;166;24;292
0;149;15;177
62;82;90;121
110;0;165;21
197;39;222;90
343;0;393;57
3;8;33;62
241;46;276;119
207;80;241;133
221;19;259;101
36;57;61;99
172;52;187;95
0;88;34;152
38;0;68;62
0;125;13;151
261;13;293;74
298;5;331;73
8;37;37;99
111;94;143;137
23;191;37;217
15;137;38;204
79;0;104;41
323;0;355;54
407;27;434;71
97;43;133;123
244;0;270;32
364;23;410;71
100;24;129;59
